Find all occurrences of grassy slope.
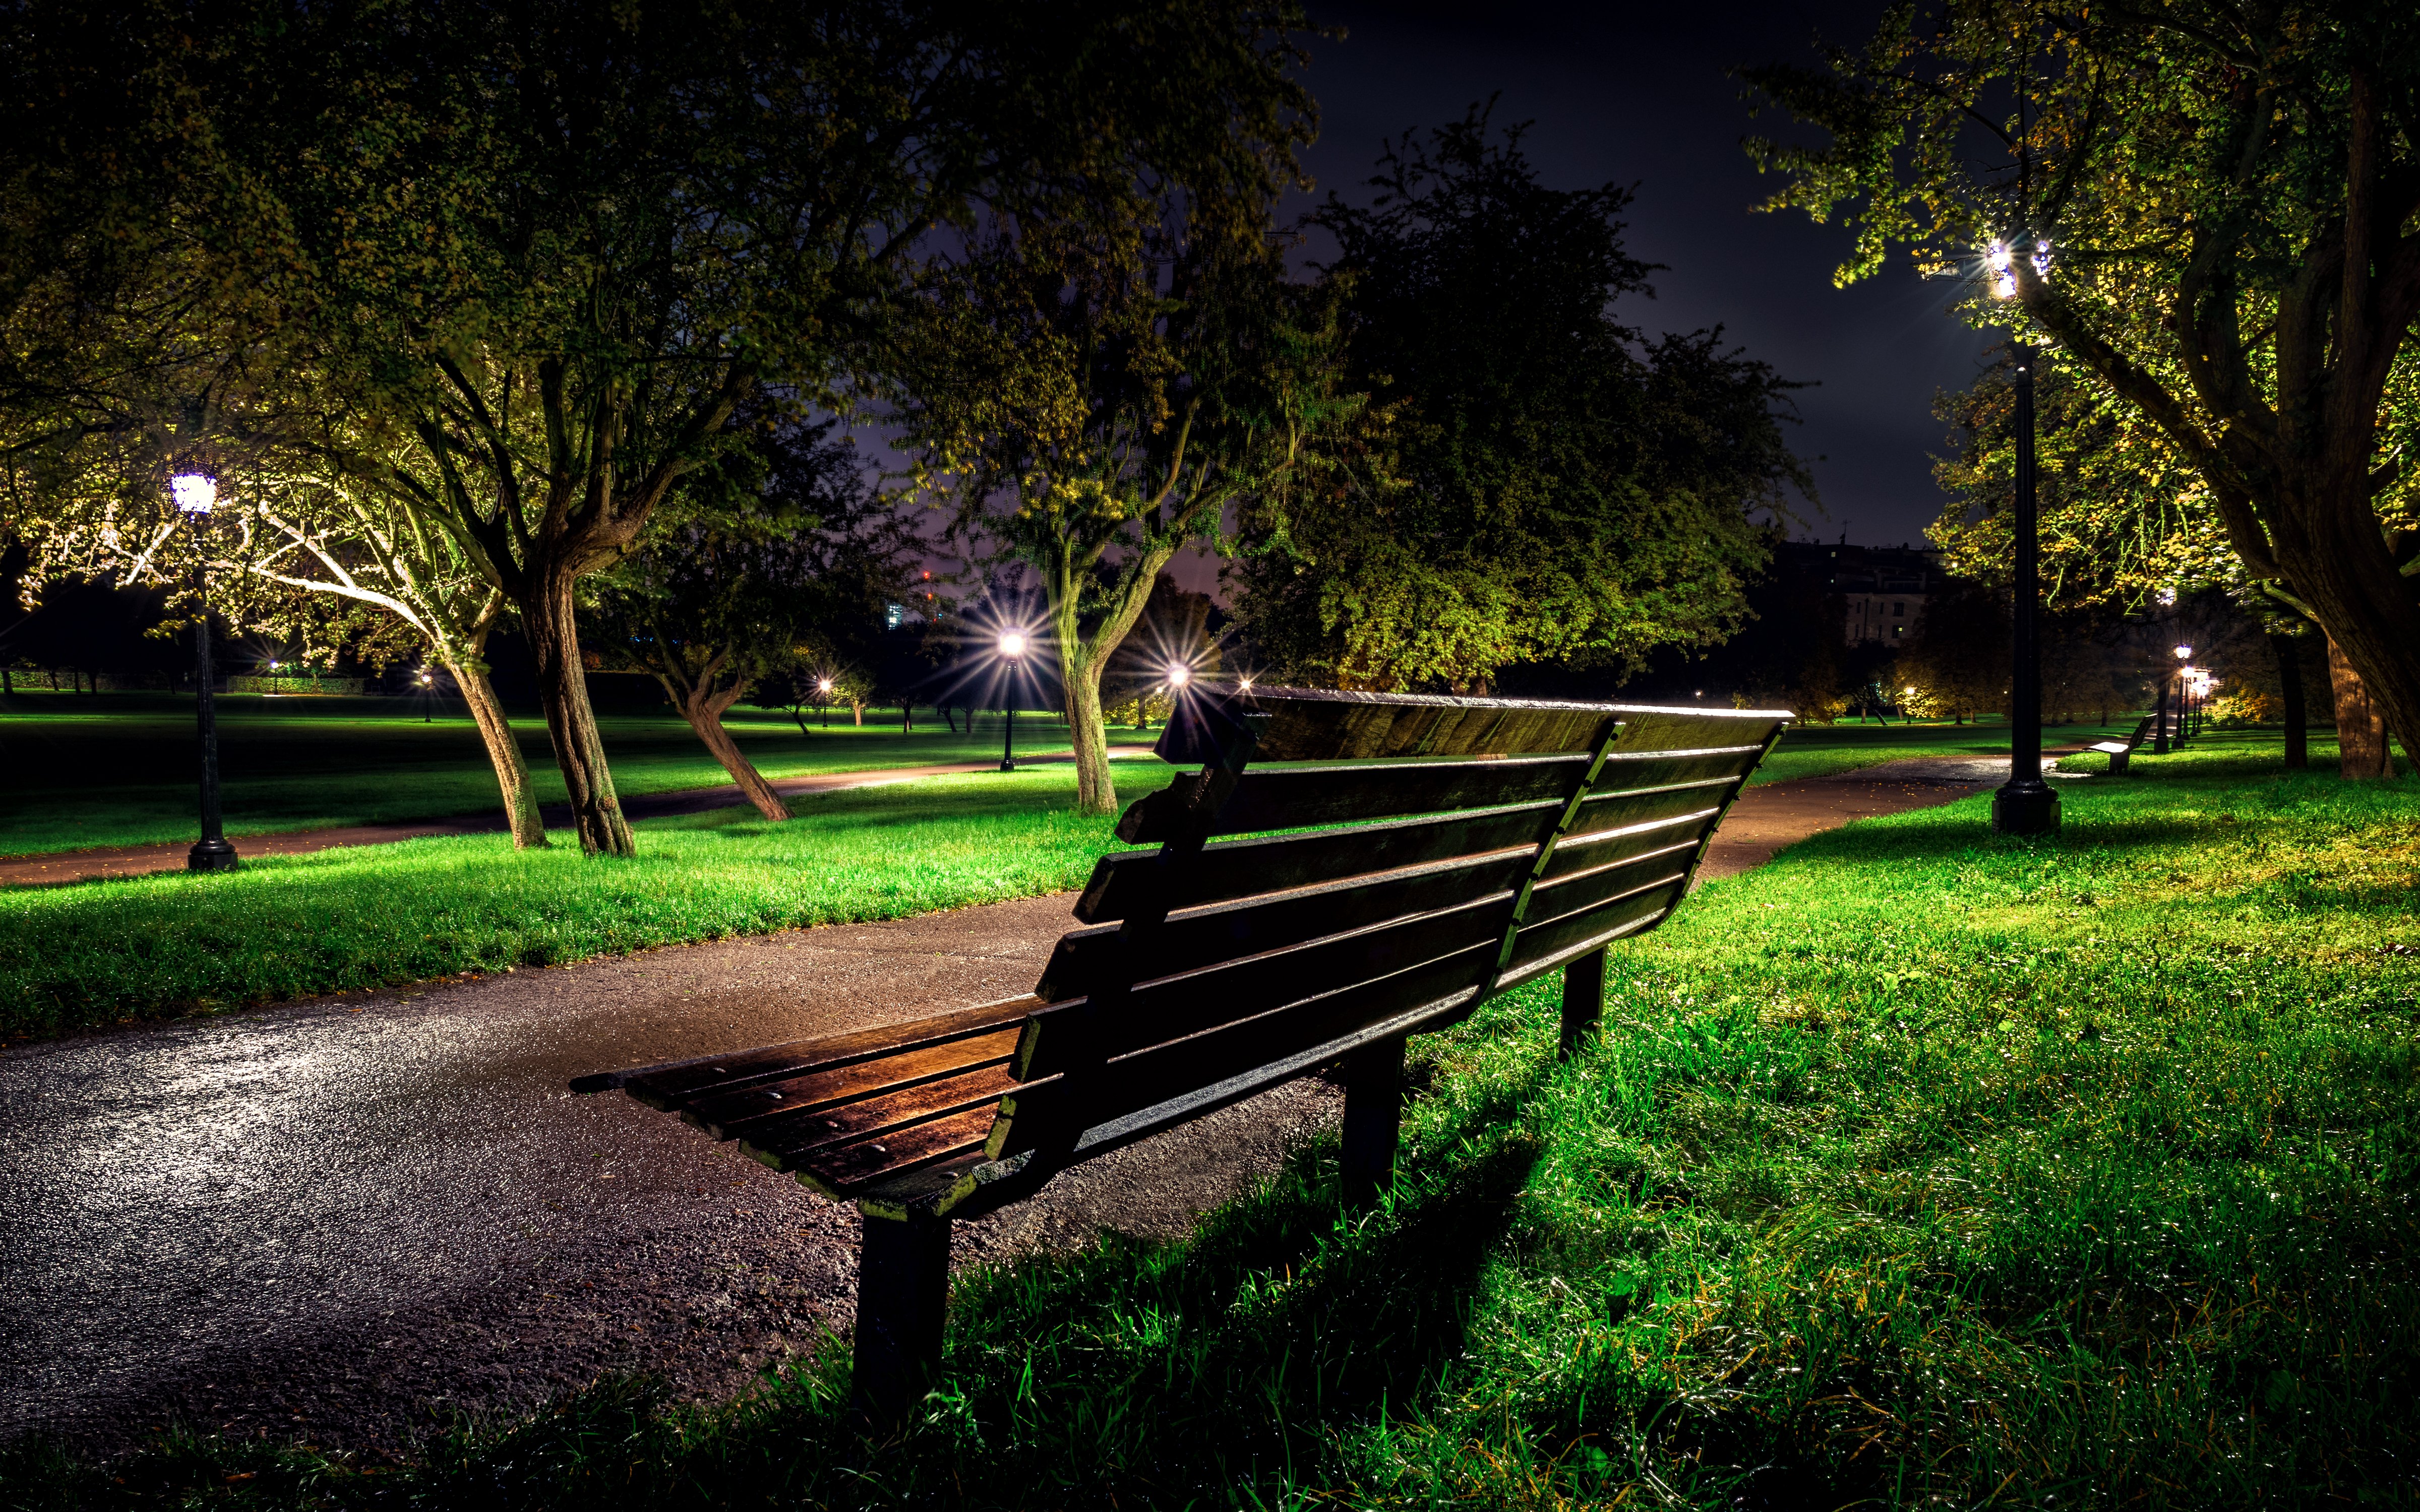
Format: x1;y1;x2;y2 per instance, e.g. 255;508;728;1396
1;690;2135;857
0;693;1076;856
0;766;1176;1040
11;734;2417;1509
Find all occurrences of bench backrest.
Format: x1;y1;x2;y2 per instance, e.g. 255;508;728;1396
982;686;1787;1175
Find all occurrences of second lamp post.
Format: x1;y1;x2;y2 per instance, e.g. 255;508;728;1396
171;473;239;872
1990;340;2060;836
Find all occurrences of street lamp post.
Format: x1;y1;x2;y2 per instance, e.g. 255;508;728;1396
1990;337;2060;836
171;474;238;872
817;677;833;730
417;668;435;723
2171;644;2193;748
996;631;1026;772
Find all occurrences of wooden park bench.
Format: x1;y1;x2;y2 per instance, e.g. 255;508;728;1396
572;686;1788;1420
2086;714;2161;774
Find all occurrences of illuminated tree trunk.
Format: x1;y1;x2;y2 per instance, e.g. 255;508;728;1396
2327;636;2394;780
521;577;635;856
666;683;791;821
1045;541;1170;817
447;654;547;847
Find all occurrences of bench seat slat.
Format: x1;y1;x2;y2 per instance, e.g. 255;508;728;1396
608;997;1040;1108
680;1028;1021;1140
995;941;1498;1152
1038;847;1536;1002
1017;891;1514;1081
755;1106;1002;1197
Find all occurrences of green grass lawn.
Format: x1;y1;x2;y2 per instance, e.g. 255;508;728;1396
0;688;2141;858
0;764;1180;1041
9;733;2416;1509
0;691;1082;856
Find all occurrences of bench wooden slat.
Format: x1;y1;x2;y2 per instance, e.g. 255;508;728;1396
743;1066;1014;1193
608;997;1039;1108
1041;810;1717;1004
994;940;1499;1153
1117;754;1592;843
1074;800;1563;923
1075;775;1734;926
1014;891;1515;1082
680;1028;1021;1141
762;1105;1002;1196
1154;685;1788;764
1037;846;1537;1002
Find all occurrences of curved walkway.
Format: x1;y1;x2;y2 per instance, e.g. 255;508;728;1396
0;755;2039;1454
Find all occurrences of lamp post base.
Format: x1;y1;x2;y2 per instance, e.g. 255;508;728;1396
998;759;1016;773
1990;781;2062;837
188;837;239;872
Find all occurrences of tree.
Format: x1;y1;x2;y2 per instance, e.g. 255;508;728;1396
892;224;1338;814
1898;580;2009;722
584;419;914;820
1230;111;1812;692
5;0;1325;851
1743;1;2420;766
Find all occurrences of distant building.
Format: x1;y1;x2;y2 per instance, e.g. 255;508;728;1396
1774;540;1947;646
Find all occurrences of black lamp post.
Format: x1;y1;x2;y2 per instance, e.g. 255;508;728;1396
818;676;833;729
1990;338;2060;836
171;473;238;872
417;668;435;723
2171;644;2193;747
996;631;1026;771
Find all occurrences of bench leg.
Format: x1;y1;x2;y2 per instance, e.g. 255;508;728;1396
2108;749;2130;776
1560;947;1607;1058
851;1207;951;1427
1340;1034;1405;1207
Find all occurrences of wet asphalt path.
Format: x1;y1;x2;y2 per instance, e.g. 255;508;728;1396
0;757;2034;1454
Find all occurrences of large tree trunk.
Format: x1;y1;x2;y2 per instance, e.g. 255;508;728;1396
2269;475;2419;776
1051;592;1119;816
2271;633;2309;771
2327;636;2394;779
446;655;547;848
521;578;635;856
667;682;791;821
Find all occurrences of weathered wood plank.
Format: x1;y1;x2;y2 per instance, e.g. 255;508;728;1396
1074;800;1563;923
1016;891;1514;1082
995;939;1499;1149
769;1106;1000;1197
679;1028;1020;1141
1037;846;1536;1002
603;997;1039;1109
1153;685;1785;764
744;1063;1014;1161
1117;755;1591;844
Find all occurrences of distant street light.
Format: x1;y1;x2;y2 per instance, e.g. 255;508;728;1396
170;473;237;872
2171;644;2194;747
1166;663;1191;690
996;631;1026;772
817;676;833;729
417;668;434;723
1989;327;2059;835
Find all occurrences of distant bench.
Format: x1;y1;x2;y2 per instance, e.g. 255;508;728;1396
2086;713;2161;774
573;686;1789;1420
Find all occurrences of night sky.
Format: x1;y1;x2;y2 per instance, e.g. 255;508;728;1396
1165;0;1996;593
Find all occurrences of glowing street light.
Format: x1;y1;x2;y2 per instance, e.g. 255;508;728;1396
996;630;1027;772
1166;663;1191;689
1987;253;2059;836
416;667;435;723
817;676;834;729
169;473;236;872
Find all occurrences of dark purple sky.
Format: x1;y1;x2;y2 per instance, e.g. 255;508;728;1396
1161;0;1995;593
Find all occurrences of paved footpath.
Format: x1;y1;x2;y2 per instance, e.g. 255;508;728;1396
0;755;2045;1455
